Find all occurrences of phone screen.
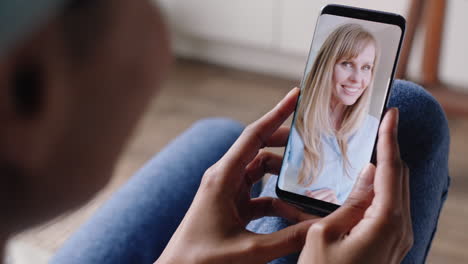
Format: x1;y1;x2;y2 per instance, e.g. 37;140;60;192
277;12;403;206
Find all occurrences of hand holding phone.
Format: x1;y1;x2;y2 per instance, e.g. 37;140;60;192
157;89;320;264
298;108;413;264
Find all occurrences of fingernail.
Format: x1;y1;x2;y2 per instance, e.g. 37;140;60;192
287;87;298;97
278;88;298;107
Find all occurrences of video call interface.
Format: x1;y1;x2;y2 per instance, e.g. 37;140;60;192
278;14;402;205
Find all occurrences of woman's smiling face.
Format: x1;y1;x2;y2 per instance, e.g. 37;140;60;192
332;42;376;106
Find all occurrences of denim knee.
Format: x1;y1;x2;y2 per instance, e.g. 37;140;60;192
389;81;451;263
190;117;244;142
388;80;450;167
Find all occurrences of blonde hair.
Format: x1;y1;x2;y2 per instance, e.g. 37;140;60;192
296;24;379;187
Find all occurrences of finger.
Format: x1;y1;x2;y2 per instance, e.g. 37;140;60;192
318;191;337;204
304;190;314;198
388;163;412;264
322;193;335;203
375;107;404;208
244;151;283;186
250;219;318;263
308;189;330;197
306;189;333;201
266;126;290;147
332;196;340;205
221;88;299;175
317;163;376;240
377;108;401;164
249;197;320;223
311;191;328;200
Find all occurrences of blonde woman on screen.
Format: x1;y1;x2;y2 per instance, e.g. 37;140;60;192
281;24;380;204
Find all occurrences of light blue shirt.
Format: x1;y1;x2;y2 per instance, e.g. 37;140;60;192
279;114;379;204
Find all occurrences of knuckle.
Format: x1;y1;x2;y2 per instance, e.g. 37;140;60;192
240;125;254;140
257;149;268;159
242;238;262;255
248;151;267;171
201;165;222;189
344;196;369;212
256;150;272;165
405;233;414;251
397;230;414;257
203;165;218;178
404;225;414;250
378;207;404;231
286;226;304;248
244;123;255;134
407;234;415;250
245;125;267;148
307;222;329;240
375;207;413;253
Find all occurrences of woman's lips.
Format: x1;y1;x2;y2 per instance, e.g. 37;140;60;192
341;85;362;96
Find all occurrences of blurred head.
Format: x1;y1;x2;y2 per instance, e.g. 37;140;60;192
295;24;378;187
0;0;171;233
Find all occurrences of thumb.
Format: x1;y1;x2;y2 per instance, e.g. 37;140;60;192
251;219;319;262
318;163;376;240
346;163;376;206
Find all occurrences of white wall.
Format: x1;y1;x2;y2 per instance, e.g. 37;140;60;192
439;0;468;91
154;0;468;91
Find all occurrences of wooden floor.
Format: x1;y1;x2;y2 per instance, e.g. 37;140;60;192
7;59;468;263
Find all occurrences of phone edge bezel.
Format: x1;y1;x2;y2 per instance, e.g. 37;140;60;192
275;4;407;216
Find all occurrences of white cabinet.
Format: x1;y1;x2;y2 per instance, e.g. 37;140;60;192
155;0;409;79
154;0;468;89
159;0;275;48
440;0;468;89
156;0;409;55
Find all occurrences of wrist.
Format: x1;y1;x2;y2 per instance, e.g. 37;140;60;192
156;247;212;264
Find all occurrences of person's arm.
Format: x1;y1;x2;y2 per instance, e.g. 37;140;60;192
156;88;319;264
298;108;414;263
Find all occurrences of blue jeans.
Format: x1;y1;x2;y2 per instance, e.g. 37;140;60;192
50;80;450;264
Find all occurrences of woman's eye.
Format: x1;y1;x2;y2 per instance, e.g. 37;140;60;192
341;62;352;68
362;65;372;71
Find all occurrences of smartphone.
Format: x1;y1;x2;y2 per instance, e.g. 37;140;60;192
276;4;406;216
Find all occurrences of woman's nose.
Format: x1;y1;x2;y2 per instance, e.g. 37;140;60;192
349;69;362;83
